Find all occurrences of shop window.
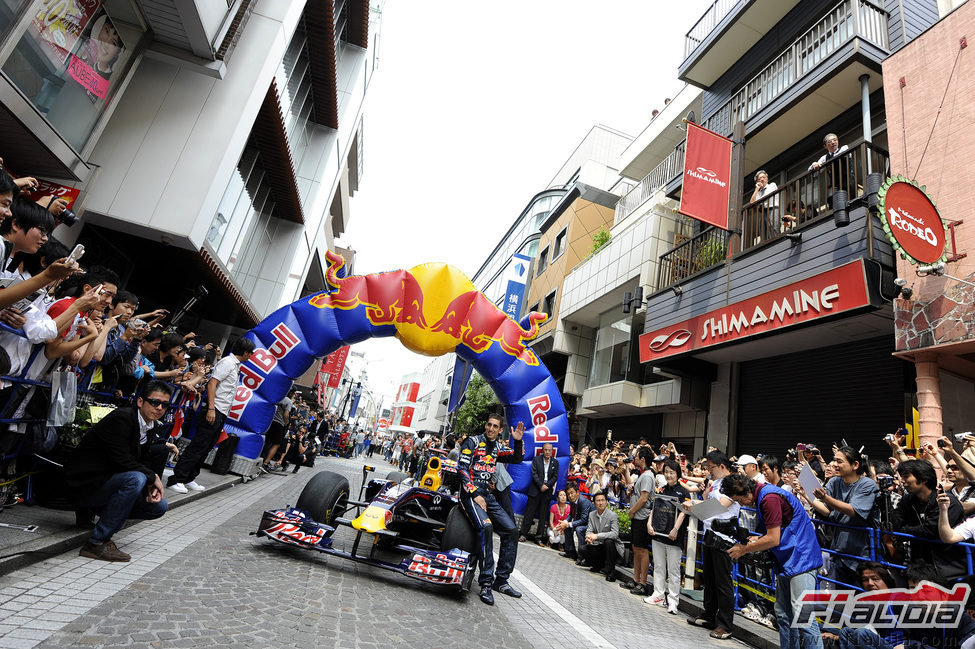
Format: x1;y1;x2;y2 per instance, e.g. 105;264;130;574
0;0;32;44
589;309;631;387
2;1;144;151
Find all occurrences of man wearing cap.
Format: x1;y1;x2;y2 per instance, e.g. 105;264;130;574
737;455;766;483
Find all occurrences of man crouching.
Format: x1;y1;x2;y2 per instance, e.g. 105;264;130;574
66;380;171;561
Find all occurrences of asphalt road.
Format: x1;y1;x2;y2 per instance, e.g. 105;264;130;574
0;456;752;649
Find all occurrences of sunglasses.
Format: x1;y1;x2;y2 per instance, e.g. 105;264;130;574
143;397;168;408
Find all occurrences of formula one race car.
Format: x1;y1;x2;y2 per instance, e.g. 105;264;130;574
254;451;478;591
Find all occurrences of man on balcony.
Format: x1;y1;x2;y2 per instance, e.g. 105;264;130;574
748;170;780;241
809;133;853;210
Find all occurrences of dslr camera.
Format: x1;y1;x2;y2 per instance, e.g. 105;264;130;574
708;518;776;569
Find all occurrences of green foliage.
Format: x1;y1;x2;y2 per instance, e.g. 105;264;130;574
453;374;501;438
612;505;631;536
696;238;727;268
591;228;611;254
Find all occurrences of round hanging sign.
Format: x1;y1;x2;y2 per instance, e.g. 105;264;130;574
877;176;947;265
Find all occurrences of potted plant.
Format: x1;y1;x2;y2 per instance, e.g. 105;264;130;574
695;237;727;269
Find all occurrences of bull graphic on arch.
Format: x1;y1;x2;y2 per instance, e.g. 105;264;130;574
223;251;569;514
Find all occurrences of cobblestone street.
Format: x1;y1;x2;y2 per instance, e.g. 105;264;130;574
0;457;751;649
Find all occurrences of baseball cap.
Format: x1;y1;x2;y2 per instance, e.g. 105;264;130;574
737;454;759;466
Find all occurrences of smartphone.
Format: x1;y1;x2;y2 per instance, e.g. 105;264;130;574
938;483;946;495
680;454;686;462
94;283;104;295
841;438;849;447
67;244;85;262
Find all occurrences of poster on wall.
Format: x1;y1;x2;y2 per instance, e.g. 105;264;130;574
30;0;102;68
67;9;126;103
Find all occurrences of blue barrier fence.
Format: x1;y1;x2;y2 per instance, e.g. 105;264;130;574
604;493;975;610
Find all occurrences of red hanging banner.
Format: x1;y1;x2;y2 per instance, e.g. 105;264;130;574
679;122;733;230
321;345;350;389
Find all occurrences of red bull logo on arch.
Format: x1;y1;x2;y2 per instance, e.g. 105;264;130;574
224;250;571;516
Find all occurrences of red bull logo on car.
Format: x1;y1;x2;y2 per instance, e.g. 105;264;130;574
308;250;545;365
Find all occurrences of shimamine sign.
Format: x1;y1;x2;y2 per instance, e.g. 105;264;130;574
878;176;947;265
639;260;871;362
679;122;733;230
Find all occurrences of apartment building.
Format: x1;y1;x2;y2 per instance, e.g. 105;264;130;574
562;0;944;458
0;0;380;343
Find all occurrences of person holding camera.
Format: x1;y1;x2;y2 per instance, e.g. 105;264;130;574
685;450;739;640
891;459;967;582
722;472;823;649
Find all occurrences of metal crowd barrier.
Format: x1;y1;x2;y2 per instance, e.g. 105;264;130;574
600;491;975;612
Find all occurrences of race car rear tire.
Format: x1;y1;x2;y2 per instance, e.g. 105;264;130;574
441;505;477;555
295;471;349;526
385;470;410;484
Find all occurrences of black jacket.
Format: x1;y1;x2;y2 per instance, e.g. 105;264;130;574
528;454;559;497
890;488;967;581
65;407;156;494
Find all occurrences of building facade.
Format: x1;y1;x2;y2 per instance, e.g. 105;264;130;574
883;0;975;446
0;0;380;344
560;0;947;458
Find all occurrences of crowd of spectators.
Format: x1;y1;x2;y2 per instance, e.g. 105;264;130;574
400;428;975;648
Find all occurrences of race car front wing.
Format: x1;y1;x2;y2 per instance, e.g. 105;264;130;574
255;508;476;590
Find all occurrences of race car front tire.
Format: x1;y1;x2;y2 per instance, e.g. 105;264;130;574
440;505;477;555
295;471;349;526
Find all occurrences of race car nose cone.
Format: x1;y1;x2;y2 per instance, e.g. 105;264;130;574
352;505;391;533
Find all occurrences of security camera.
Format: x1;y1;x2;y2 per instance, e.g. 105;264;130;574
918;261;946;275
894;278;908;287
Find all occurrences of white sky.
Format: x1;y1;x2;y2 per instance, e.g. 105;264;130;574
337;1;712;403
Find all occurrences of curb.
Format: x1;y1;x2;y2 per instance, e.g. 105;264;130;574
0;475;242;577
612;563;779;648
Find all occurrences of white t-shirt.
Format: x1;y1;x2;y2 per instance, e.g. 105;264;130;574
211;354;241;415
952;516;975;542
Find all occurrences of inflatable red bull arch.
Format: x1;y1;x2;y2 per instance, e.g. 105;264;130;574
224;251;570;514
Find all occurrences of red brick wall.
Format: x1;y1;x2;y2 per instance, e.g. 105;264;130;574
884;2;975;348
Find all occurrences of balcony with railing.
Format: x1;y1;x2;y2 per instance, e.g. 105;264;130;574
680;0;803;88
704;0;889;137
657;140;889;289
614;141;686;227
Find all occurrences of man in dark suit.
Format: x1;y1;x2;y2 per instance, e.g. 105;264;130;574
66;380;171;562
557;483;595;562
519;442;559;544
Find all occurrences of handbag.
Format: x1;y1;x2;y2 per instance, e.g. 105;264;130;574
47;369;78;427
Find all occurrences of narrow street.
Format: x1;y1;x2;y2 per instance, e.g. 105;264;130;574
0;457;751;649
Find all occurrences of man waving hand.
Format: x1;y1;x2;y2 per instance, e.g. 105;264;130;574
457;414;525;605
